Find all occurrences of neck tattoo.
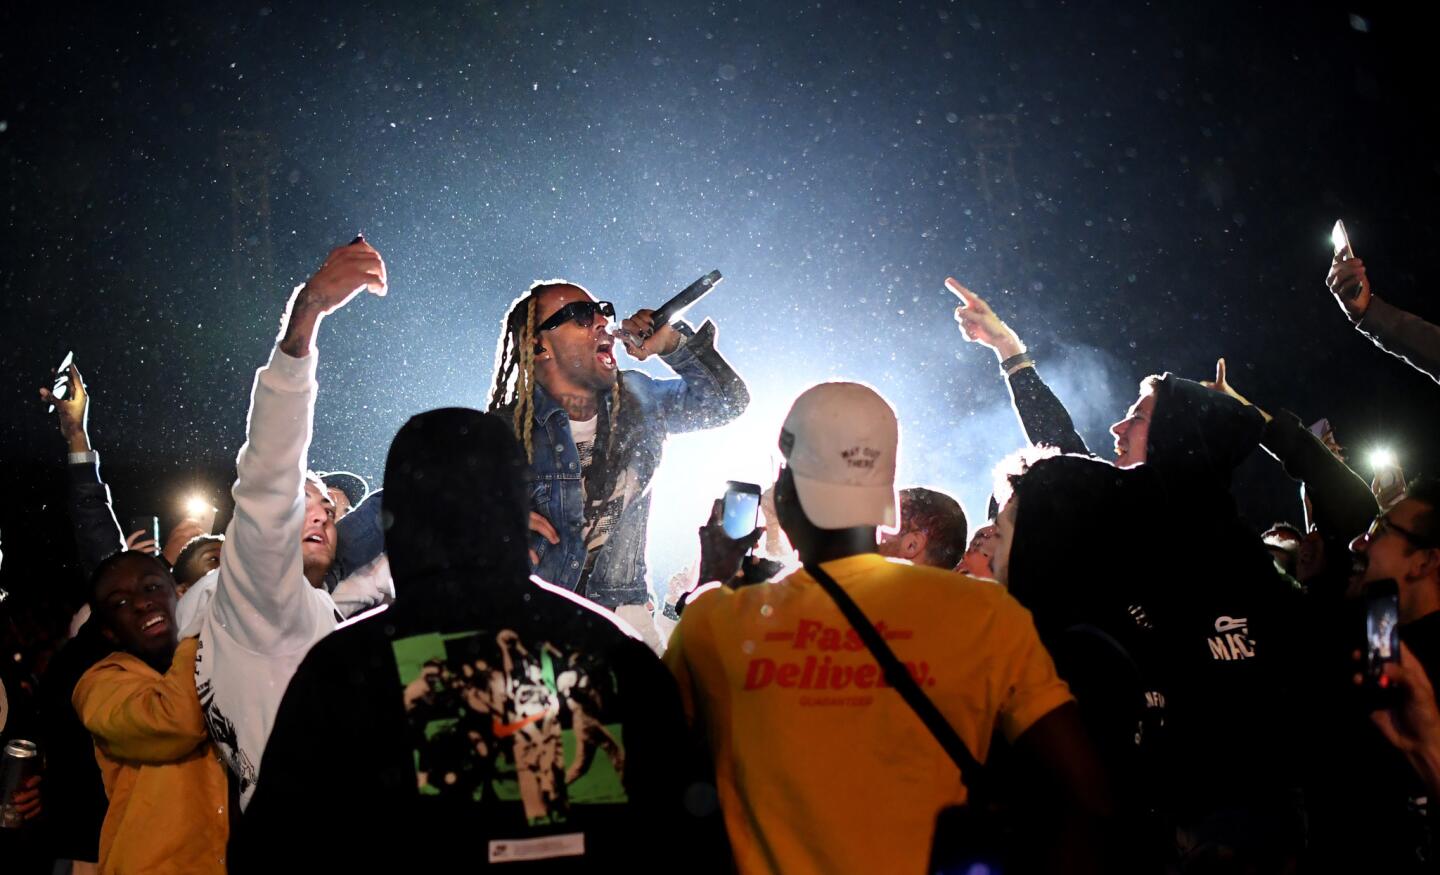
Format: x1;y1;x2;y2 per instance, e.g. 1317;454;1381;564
555;392;599;421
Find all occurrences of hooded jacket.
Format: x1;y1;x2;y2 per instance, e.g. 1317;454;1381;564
1007;376;1304;814
1138;375;1305;811
233;409;719;873
71;638;228;875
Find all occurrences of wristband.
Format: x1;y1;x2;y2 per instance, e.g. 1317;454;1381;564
999;352;1034;376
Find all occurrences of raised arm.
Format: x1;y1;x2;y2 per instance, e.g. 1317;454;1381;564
617;309;750;434
40;362;126;578
1203;358;1377;538
949;278;1089;455
1328;254;1440;385
1201;358;1376;597
72;638;208;763
1261;412;1377;538
212;240;387;649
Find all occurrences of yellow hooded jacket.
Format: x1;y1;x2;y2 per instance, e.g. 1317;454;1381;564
72;637;228;875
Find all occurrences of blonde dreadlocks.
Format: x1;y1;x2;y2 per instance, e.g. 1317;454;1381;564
488;295;539;460
488;283;624;464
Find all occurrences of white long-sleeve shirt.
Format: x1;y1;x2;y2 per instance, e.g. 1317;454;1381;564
189;343;340;809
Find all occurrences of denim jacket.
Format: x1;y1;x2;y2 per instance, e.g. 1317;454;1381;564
505;319;748;607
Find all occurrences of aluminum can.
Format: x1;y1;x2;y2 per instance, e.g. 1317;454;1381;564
0;739;40;828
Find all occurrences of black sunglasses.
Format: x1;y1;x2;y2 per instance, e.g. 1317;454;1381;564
536;300;616;334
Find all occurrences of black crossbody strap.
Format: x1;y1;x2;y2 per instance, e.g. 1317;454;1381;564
805;563;989;799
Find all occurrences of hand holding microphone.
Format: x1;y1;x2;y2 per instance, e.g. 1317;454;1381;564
616;309;679;361
611;270;723;360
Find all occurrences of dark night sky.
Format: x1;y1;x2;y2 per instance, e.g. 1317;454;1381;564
3;0;1438;610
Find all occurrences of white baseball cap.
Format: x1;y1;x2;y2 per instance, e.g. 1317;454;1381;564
779;382;899;530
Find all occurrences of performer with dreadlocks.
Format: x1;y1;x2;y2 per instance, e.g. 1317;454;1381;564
488;280;749;651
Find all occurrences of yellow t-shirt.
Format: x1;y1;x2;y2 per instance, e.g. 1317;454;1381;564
664;554;1072;875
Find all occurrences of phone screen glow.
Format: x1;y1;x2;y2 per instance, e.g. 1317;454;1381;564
1331;220;1351;256
1368;593;1399;669
723;490;761;540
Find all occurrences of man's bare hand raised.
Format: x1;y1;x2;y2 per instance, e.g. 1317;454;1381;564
947;277;1026;361
281;238;388;358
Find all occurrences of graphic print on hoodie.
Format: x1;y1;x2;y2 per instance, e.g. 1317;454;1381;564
394;626;629;828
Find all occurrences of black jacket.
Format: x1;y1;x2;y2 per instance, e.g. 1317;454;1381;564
34;456;127;863
1010;373;1305;815
1006;454;1168;869
1259;410;1378;598
1139;375;1305;811
1005;364;1090;456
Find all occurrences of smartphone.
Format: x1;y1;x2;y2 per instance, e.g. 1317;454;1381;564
722;481;763;540
1307;417;1331;439
47;350;74;413
1332;220;1354;260
1362;578;1401;706
128;515;161;554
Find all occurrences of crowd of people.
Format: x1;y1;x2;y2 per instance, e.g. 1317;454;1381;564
2;235;1440;874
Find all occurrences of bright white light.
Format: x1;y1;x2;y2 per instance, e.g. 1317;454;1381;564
185;496;213;518
1331;220;1350;256
645;371;814;579
1369;448;1397;470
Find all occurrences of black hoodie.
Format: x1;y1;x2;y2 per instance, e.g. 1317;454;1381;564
1007;377;1305;813
1007;454;1170;865
1138;376;1306;814
233;409;720;873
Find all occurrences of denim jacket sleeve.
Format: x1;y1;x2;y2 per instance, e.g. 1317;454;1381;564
647;319;750;434
333;488;385;583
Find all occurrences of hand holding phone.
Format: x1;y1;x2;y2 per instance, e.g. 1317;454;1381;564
47;351;74;413
1367;642;1440;793
1327;220;1372;318
40;355;92;453
124;516;162;557
1362;579;1402;709
697;485;765;585
722;481;763;540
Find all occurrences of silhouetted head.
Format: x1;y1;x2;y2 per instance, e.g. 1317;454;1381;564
383;408;531;590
